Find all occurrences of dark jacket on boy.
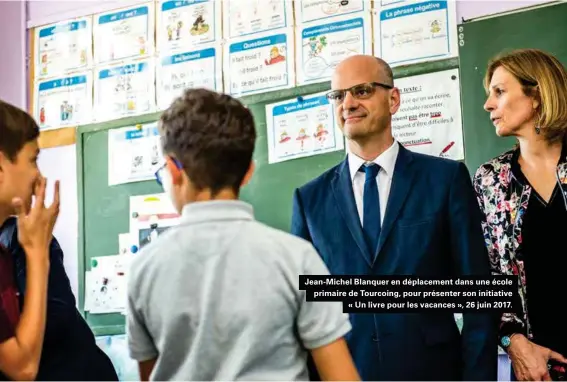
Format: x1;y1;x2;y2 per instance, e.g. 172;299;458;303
0;217;118;381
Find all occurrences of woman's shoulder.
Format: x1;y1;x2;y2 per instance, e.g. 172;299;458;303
473;147;516;180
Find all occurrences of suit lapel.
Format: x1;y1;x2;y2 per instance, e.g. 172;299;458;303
331;159;372;266
375;145;415;258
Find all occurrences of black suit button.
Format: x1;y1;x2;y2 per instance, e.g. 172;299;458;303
372;334;379;342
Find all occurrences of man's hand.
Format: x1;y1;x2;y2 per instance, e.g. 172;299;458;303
509;334;567;381
13;177;59;254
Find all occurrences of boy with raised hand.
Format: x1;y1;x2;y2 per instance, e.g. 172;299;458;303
126;88;360;381
0;100;118;380
0;173;60;379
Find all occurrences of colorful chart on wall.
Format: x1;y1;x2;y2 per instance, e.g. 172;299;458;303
94;59;156;122
223;28;295;97
294;0;366;24
156;44;223;110
107;122;163;186
265;91;344;164
34;73;93;131
94;2;155;64
157;0;222;52
34;17;93;79
222;0;293;39
295;12;372;85
373;0;458;67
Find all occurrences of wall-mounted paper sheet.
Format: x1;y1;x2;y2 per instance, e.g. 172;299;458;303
265;91;344;163
156;44;223;110
84;255;132;314
107;122;162;186
34;73;93;131
294;0;366;24
373;0;458;67
296;13;372;85
35;17;92;78
94;2;154;64
222;0;293;39
94;59;155;121
157;0;222;52
224;28;295;97
129;193;180;251
392;68;464;160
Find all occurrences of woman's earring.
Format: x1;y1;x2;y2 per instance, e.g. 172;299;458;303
535;125;541;134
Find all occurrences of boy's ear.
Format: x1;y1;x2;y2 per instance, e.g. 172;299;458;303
241;161;255;187
165;157;183;186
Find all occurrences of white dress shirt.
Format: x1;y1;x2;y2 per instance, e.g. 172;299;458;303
348;140;400;226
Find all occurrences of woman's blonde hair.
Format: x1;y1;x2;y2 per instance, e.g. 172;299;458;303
484;48;567;143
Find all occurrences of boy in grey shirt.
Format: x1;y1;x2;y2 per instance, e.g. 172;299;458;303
126;88;360;381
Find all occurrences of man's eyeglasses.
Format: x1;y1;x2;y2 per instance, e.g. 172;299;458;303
154;157;183;186
326;82;393;104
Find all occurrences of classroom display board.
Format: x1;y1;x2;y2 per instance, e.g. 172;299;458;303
458;1;567;174
31;0;461;133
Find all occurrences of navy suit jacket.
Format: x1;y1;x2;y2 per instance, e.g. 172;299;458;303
291;144;498;381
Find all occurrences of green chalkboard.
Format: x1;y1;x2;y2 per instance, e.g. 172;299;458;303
458;1;567;175
77;59;458;335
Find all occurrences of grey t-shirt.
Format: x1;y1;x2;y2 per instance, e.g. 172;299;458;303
126;200;351;381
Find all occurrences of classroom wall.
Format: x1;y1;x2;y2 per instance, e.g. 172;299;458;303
0;0;26;108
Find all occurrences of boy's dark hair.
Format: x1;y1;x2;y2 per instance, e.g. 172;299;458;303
158;88;256;196
0;100;40;161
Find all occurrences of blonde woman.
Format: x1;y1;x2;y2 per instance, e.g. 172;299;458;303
474;48;567;381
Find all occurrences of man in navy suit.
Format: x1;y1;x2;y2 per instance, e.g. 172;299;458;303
291;55;498;381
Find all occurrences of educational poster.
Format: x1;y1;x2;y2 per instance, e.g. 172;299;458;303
392;68;464;160
294;0;366;24
265;91;344;164
157;45;223;110
373;0;458;67
296;13;372;85
222;0;293;39
34;73;93;131
107;122;162;186
224;29;295;97
84;254;132;314
157;0;221;52
35;17;92;78
129;193;180;251
94;59;155;121
94;3;154;64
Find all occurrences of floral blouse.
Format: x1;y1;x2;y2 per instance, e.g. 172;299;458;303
472;147;567;340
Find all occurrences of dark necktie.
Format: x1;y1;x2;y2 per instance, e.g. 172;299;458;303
360;163;381;258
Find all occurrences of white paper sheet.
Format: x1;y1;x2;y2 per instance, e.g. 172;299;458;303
94;59;156;121
94;2;154;64
34;73;93;131
294;0;366;24
156;44;223;110
35;17;92;78
222;0;293;39
392;68;464;160
129;193;180;251
223;28;295;97
157;0;222;52
373;0;458;67
118;233;134;255
107;122;162;186
85;255;132;314
265;91;344;163
295;13;372;85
